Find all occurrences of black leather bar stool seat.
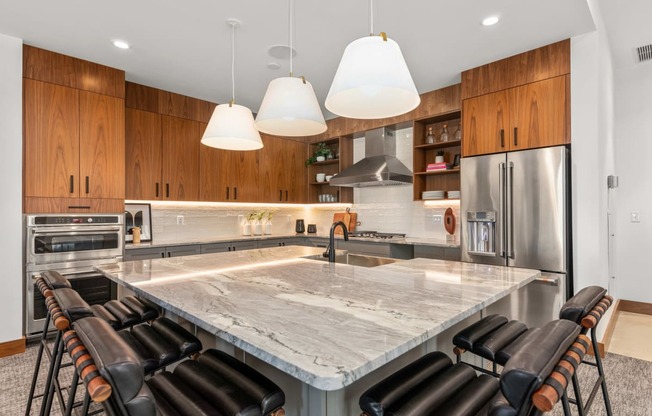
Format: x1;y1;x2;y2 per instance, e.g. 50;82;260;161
41;270;73;289
71;317;286;416
91;295;160;330
360;320;583;416
119;317;203;374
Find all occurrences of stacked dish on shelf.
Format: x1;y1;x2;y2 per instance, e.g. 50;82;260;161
447;190;461;199
422;190;446;200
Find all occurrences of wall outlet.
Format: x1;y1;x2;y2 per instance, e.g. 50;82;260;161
176;215;185;225
631;211;641;223
432;215;443;225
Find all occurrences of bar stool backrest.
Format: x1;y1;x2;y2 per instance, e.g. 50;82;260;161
42;270;72;289
559;286;607;324
74;317;157;416
495;320;581;416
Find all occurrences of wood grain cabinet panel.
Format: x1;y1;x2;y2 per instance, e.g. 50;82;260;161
161;116;200;201
258;135;286;203
125;108;162;200
462;90;509;157
24;79;80;198
200;142;259;203
510;76;568;150
79;91;125;199
284;139;307;203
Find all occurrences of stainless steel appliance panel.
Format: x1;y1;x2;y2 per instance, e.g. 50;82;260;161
507;147;567;272
461;153;507;266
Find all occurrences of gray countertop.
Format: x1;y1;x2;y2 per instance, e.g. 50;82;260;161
96;246;538;391
126;234;459;250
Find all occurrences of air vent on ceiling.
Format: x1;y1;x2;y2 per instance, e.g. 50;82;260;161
636;44;652;63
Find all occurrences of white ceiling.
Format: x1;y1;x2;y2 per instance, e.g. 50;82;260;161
0;0;596;119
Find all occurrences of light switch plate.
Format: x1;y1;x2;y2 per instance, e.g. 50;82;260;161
631;211;640;223
433;215;443;225
177;215;185;225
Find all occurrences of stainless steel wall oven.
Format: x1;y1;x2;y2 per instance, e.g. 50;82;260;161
24;214;124;336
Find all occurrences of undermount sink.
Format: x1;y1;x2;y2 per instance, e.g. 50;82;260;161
308;253;400;268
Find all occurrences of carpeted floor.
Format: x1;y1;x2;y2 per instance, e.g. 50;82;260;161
2;343;651;415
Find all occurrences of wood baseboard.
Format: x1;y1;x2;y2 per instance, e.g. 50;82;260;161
618;299;652;316
0;337;26;358
602;299;621;354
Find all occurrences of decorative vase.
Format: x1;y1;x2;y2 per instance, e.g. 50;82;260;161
264;222;272;235
254;222;263;236
316;156;326;162
242;223;251;236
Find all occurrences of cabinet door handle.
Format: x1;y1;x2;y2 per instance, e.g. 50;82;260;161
161;252;165;258
234;187;237;200
85;176;89;194
232;246;236;251
69;175;74;194
513;127;518;146
285;190;289;202
279;190;283;202
166;183;170;198
228;246;231;251
226;187;230;200
67;205;91;209
156;182;159;198
167;251;171;257
500;129;505;148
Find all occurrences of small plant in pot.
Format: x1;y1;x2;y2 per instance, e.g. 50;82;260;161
264;211;273;235
305;142;331;166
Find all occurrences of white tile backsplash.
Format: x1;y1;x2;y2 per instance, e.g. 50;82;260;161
148;127;459;243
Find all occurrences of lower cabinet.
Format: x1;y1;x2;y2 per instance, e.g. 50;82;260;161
334;241;414;259
200;241;257;254
258;238;307;248
124;244;200;260
413;246;461;261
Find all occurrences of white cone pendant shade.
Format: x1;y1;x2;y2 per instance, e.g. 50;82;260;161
255;77;327;136
326;35;420;119
201;103;263;151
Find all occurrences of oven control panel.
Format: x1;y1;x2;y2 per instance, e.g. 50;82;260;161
32;215;121;225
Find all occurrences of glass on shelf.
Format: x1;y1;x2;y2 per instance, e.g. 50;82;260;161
440;124;450;142
454;124;462;141
425;127;435;144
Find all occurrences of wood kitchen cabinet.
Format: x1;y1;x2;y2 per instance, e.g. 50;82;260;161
462;76;569;157
161;116;200;201
24;79;125;212
259;135;307;203
125;108;162;200
200;123;260;202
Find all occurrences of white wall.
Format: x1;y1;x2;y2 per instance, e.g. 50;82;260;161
0;33;23;344
612;59;652;303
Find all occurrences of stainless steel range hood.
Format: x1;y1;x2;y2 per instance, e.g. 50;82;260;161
329;127;413;187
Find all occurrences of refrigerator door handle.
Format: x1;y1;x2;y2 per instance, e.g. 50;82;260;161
499;162;506;258
507;161;515;259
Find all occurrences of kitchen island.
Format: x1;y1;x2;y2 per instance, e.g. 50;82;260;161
96;246;539;415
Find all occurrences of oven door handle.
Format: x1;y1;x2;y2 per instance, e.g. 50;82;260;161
30;226;123;235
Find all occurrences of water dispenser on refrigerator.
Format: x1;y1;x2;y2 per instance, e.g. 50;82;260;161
466;211;496;256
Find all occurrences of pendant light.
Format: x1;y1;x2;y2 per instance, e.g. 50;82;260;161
255;0;326;136
325;0;420;119
202;19;263;151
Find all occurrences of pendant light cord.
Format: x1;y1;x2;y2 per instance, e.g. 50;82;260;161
289;0;293;76
231;22;236;104
369;0;374;35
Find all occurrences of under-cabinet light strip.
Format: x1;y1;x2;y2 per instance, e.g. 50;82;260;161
127;200;353;210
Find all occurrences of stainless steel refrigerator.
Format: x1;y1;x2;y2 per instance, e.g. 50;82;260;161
461;146;571;327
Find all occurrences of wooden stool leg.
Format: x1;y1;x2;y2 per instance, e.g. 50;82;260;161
24;311;51;416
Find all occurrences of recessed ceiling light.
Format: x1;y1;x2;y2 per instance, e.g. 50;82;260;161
482;16;500;26
112;40;130;49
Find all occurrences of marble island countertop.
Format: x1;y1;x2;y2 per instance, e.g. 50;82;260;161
96;246;538;391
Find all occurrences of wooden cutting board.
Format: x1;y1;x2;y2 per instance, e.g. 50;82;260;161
444;207;456;235
333;211;357;234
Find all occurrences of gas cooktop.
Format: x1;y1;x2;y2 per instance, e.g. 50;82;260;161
348;231;406;240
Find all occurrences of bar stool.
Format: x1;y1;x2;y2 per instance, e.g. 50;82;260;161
69;316;287;416
451;285;614;416
359;319;587;415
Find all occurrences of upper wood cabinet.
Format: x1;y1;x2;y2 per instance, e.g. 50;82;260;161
23;46;125;213
462;76;569;157
161;116;200;201
199;122;260;203
259;135;307;203
24;79;125;211
125;108;162;200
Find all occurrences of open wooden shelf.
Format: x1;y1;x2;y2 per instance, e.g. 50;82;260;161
415;169;460;176
414;140;462;151
310;159;340;166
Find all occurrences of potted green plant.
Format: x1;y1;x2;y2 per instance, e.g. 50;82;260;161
243;211;257;236
254;210;266;235
305;142;331;166
264;211;274;235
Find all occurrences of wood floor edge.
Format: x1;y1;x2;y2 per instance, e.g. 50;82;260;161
601;298;621;354
0;337;26;358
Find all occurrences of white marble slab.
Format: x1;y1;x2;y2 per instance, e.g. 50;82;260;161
96;246;539;391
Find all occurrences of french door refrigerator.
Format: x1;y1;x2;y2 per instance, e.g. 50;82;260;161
461;146;571;326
